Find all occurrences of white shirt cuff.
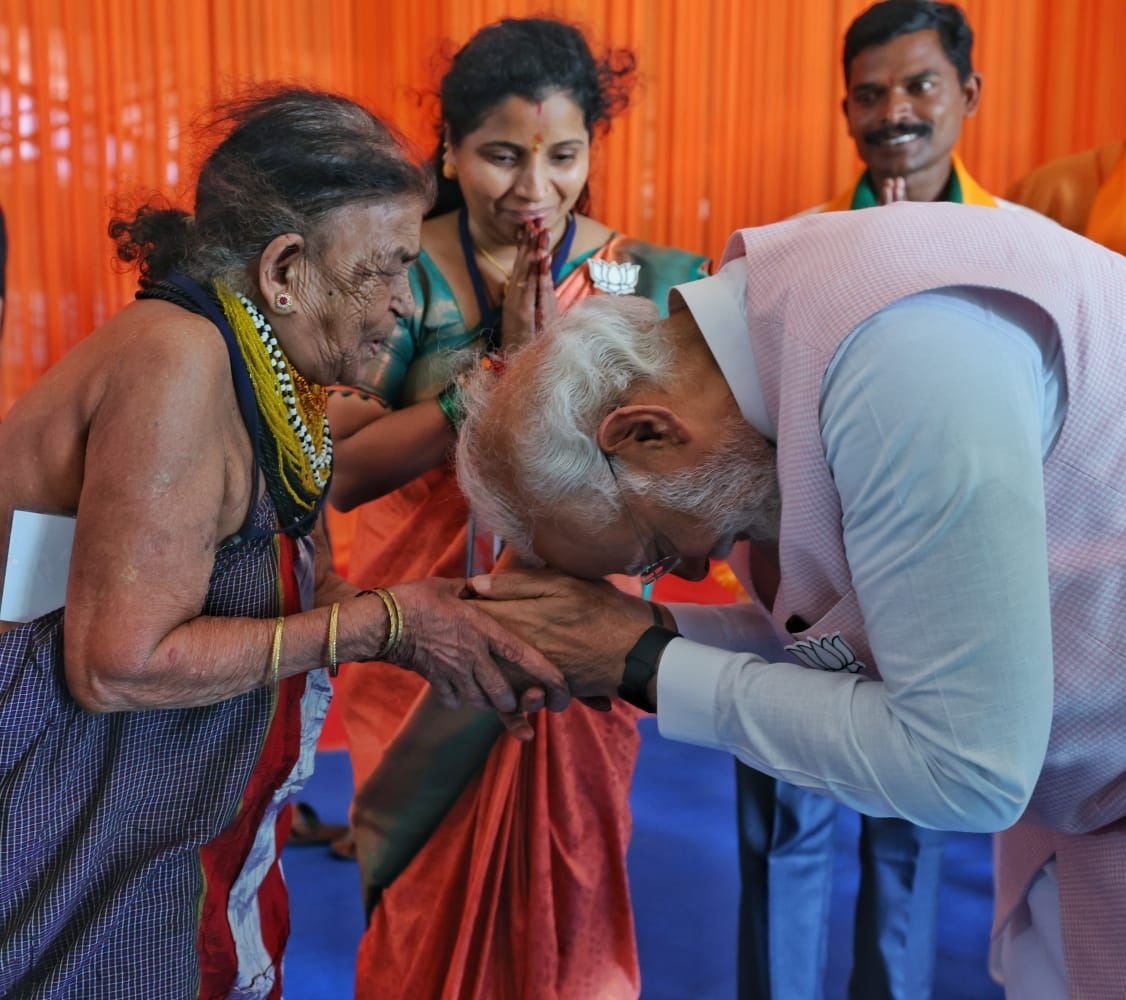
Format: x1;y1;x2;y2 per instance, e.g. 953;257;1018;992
656;637;730;749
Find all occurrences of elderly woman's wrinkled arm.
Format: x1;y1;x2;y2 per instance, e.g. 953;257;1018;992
58;323;383;711
59;322;567;721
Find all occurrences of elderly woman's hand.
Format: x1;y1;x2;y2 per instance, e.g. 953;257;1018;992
382;576;570;721
499;221;557;353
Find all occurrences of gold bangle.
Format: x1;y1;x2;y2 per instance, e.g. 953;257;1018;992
384;588;405;656
326;602;341;678
382;589;402;658
366;588;402;660
270;615;285;688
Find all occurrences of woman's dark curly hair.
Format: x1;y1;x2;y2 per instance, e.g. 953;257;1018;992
430;17;637;218
110;86;433;291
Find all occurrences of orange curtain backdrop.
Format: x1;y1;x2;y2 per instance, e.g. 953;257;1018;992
2;0;1126;409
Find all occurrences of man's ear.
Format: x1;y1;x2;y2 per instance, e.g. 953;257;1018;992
962;72;983;117
257;233;306;314
596;404;693;457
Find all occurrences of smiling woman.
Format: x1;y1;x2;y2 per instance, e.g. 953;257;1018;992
324;16;709;1000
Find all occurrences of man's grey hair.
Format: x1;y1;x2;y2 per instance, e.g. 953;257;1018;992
456;295;673;557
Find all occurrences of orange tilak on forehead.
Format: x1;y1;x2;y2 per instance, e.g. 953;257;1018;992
531;100;544;151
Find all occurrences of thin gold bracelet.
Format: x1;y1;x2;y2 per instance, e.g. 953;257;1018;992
382;588;402;657
384;588;405;656
270;616;285;688
366;588;402;660
326;602;341;678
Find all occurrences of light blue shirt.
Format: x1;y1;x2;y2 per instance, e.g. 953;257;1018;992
658;261;1066;832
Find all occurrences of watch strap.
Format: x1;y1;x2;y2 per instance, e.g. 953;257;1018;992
619;624;680;712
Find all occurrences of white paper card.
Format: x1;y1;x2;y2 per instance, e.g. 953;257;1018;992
1;509;76;622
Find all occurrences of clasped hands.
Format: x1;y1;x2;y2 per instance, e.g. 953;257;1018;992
395;570;663;742
499;220;557;352
463;569;664;739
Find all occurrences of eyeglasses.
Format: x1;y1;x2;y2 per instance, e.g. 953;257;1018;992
604;455;683;586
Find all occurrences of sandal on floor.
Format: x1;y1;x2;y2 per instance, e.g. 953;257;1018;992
287;801;348;846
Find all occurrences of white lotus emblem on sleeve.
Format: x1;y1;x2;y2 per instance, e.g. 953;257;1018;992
785;632;866;674
588;258;641;295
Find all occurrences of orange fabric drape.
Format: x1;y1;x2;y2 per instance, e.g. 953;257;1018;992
1084;145;1126;254
2;0;1126;410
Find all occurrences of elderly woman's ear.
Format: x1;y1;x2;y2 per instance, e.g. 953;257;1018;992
257;232;306;315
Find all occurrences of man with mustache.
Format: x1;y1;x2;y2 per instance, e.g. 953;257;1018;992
828;1;992;210
455;202;1126;1000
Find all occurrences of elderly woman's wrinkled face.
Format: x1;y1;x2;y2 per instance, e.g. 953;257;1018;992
296;197;424;385
449;90;590;248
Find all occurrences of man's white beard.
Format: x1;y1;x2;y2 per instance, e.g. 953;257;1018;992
622;415;781;549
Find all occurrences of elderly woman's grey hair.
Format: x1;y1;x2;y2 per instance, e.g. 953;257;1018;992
456;295;671;557
110;87;434;294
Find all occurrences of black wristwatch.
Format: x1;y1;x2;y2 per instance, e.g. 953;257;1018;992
618;625;680;713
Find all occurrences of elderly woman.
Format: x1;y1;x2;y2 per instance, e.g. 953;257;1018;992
0;88;564;1000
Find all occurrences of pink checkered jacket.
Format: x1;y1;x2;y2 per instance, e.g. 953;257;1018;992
724;202;1126;997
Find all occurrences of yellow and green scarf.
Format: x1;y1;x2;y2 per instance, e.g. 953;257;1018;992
822;152;997;211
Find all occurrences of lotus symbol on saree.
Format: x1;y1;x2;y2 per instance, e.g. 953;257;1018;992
785;632;866;674
588;258;641;295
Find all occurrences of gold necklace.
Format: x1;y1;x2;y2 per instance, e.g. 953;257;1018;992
473;241;513;292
